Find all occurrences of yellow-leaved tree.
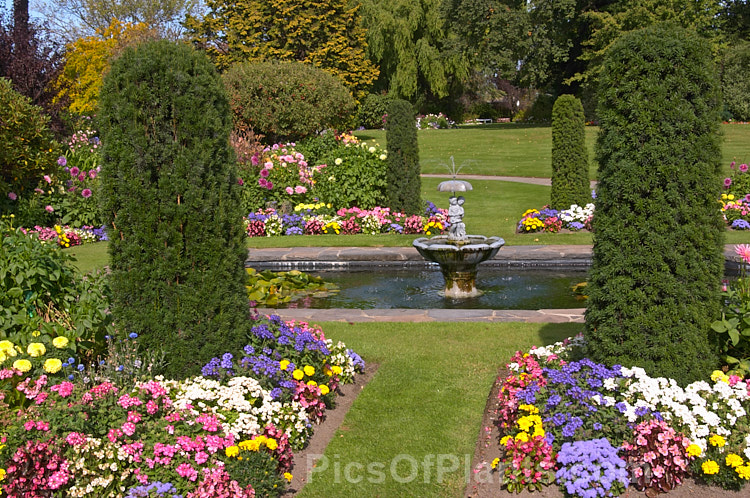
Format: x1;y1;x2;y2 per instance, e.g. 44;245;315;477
185;0;378;102
55;19;157;115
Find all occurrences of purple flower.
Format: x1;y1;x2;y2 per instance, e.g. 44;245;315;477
58;156;67;167
732;219;750;230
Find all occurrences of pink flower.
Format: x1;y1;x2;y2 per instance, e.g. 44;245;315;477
146;399;158;415
295;185;307;194
237;177;244;186
127;411;142;423
736;244;750;265
78;173;86;181
88;169;97;179
260;166;271;176
725;177;733;187
45;205;54;213
44;175;52;183
122;422;136;436
66;432;86;446
8;192;17;200
70;166;80;176
176;462;199;481
741;163;749;173
285;186;294;195
81;188;92;198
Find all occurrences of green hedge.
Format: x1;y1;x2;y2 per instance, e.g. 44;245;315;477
385;99;421;215
551;94;589;209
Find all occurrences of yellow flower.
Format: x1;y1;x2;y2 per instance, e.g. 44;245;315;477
702;460;720;475
711;370;729;383
246;439;261;452
729;194;736;200
331;365;343;375
27;342;46;357
709;435;726;448
0;468;5;481
292;369;304;380
238;440;254;451
52;336;69;349
283;472;293;482
491;457;500;469
686;444;702;457
324;366;333;377
43;358;62;374
225;446;239;458
320;384;330;395
726;454;744;468
737;465;750;480
0;340;15;354
13;359;32;372
307;380;318;387
500;435;512;447
279;360;290;371
518;404;539;414
265;438;278;451
303;365;315;376
514;432;529;443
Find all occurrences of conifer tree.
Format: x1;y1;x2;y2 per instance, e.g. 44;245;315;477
385;99;421;215
98;40;250;378
585;25;723;385
551;94;589;210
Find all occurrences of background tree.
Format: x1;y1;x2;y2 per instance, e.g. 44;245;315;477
54;19;157;115
385;99;421;214
584;24;724;385
222;60;356;143
98;40;251;378
720;41;750;121
550;94;589;209
38;0;201;42
357;0;470;102
186;0;378;101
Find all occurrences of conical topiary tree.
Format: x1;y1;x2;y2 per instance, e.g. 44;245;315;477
98;40;251;378
550;94;589;210
584;24;724;385
385;98;421;215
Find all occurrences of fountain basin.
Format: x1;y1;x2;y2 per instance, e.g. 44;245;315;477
413;235;505;298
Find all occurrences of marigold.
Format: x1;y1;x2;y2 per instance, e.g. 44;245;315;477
332;365;343;375
515;431;530;443
279;360;290;370
702;460;720;475
0;468;5;481
491;457;500;469
292;369;304;380
686;444;702;457
727;454;744;468
284;472;293;482
52;336;69;349
225;446;239;458
13;359;31;372
303;365;315;376
266;438;278;451
43;358;62;374
737;465;750;480
27;342;46;357
320;385;330;395
709;435;726;448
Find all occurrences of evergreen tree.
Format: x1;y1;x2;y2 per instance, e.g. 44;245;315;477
550;94;589;210
385;99;421;215
98;40;250;378
186;0;378;101
584;24;724;385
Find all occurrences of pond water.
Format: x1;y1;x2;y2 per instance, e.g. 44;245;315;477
270;266;590;310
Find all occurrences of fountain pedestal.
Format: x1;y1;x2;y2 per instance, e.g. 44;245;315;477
413;235;505;298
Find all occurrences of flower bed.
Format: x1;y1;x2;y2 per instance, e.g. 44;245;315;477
492;336;750;496
0;314;365;496
245;201;448;237
517;203;595;233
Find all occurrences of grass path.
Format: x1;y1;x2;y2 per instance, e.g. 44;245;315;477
296;321;579;497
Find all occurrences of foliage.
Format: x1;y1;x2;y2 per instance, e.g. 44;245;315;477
551;95;589;210
0;10;65;129
186;0;378;101
222;61;356;144
585;24;724;385
385;99;421;215
711;245;750;375
358;0;469;100
41;0;202;41
0;77;60;209
98;40;251;378
357;93;393;129
54;19;157;116
245;268;339;307
721;42;750;122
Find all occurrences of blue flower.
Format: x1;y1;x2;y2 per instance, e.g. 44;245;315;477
732;219;750;230
129;332;138;339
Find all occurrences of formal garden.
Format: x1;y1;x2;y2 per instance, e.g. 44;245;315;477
2;21;750;498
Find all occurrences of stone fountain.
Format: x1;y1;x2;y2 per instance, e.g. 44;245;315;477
413;159;505;298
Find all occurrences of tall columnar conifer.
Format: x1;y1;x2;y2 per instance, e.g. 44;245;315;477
98;40;250;378
550;94;589;210
385;98;421;215
585;25;724;385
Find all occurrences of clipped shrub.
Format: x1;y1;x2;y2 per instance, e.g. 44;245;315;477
385;99;421;215
356;93;394;129
721;42;750;122
98;40;251;378
550;95;589;210
0;78;60;210
222;61;356;143
585;24;724;385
